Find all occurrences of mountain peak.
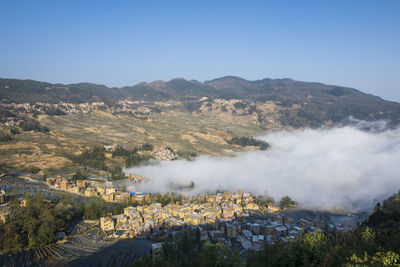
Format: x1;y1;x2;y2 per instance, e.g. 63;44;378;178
206;76;248;83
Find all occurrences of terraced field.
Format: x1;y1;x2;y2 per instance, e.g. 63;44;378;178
41;110;264;154
0;229;151;267
0;109;265;173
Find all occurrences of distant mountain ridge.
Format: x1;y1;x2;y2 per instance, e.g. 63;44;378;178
1;76;399;126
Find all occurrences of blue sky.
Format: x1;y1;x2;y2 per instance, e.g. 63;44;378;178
0;0;399;101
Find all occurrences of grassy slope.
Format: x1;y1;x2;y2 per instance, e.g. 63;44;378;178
0;110;264;173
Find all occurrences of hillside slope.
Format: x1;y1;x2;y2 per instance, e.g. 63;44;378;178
1;76;399;127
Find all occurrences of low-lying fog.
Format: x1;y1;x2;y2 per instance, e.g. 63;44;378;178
124;120;400;211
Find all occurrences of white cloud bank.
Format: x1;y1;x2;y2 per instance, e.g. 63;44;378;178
124;121;400;211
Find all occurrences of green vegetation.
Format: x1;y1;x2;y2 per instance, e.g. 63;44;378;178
112;146;139;158
112;144;154;168
71;170;87;181
133;229;240;267
176;150;197;160
183;101;202;113
10;128;20;135
279;196;297;209
227;136;270;150
0;194;78;251
73;147;107;170
0;194;127;253
20;119;49;133
0;132;12;142
233;102;247;110
22;166;41;174
125;154;152;168
44;108;66;116
110;167;126;180
141;143;154;151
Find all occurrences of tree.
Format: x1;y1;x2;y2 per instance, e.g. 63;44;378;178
200;242;235;267
279;196;294;209
71;170;87;181
141;143;154;151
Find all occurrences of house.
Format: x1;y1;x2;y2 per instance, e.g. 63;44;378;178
245;203;259;210
260;224;276;235
106;188;116;195
234;198;242;205
104;143;117;152
102;194;114;202
124;206;137;216
232;221;242;233
205;215;217;228
18;198;26;207
248;223;261;235
85;188;98;197
186;214;202;225
252;235;264;250
149;203;162;209
131;192;148;203
242;229;253;240
151;243;163;259
100;217;115;231
209;230;223;241
76;180;87;189
226;224;238;238
115;192;130;202
60;180;69;190
198;227;209;241
242;193;253;204
238;234;252;249
0;211;8;223
274;225;288;236
0;190;6;204
222;207;235;219
73;186;80;193
97;187;106;194
114;230;125;238
267;204;280;213
55;232;66;240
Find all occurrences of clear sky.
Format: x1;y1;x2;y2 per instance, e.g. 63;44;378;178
1;0;399;101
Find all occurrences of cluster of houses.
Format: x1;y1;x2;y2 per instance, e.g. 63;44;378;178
151;147;177;161
0;101;107;115
113;100;152;115
46;177;149;203
99;191;349;253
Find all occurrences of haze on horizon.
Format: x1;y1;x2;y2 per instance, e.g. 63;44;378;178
0;0;399;102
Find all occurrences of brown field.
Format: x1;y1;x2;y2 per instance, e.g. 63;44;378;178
0;110;265;173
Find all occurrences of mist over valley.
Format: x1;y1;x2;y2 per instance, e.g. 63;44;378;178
125;120;400;211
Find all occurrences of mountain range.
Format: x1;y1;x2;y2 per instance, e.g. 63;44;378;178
1;76;399;127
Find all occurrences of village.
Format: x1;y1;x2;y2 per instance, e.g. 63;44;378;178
41;174;353;254
0;170;362;263
46;176;134;203
96;191;351;255
0;99;160;121
0;168;356;258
